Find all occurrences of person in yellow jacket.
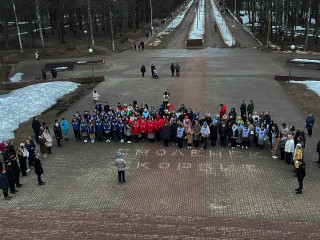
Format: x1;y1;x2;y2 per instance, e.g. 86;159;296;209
293;144;303;175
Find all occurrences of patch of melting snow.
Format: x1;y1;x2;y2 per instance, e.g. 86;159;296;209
9;73;24;82
77;61;87;64
55;67;69;70
0;81;79;140
290;81;320;97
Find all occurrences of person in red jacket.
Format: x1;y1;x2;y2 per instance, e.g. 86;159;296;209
139;119;148;141
147;119;155;142
219;104;226;119
154;115;163;141
131;120;140;143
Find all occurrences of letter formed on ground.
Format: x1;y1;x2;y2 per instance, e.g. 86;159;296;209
177;163;191;171
191;150;202;158
159;162;170;169
137;162;150;169
156;149;166;156
136;149;149;156
171;149;184;156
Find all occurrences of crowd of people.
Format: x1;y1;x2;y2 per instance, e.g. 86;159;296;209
1;89;317;199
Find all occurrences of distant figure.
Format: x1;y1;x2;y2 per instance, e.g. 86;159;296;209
133;42;136;51
115;153;126;183
137;41;141;51
93;90;100;103
51;68;57;79
170;63;175;77
175;63;180;77
42;69;46;80
145;31;149;39
141;65;146;77
151;64;155;77
35;51;39;63
34;152;45;186
141;41;145;50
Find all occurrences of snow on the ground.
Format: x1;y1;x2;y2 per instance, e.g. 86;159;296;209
77;61;87;64
55;67;68;70
150;0;194;46
290;81;320;97
210;0;234;46
188;0;205;39
0;81;79;140
292;59;320;64
9;73;24;82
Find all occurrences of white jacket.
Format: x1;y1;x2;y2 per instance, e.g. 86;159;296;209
284;139;295;153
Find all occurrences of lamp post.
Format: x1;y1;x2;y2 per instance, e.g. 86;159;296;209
89;48;94;81
233;0;236;45
289;45;295;81
150;0;153;36
84;30;88;49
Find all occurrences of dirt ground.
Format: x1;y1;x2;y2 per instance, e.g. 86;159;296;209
280;81;320;134
9;82;98;150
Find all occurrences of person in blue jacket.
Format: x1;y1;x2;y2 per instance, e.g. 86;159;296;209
80;118;88;142
112;118;119;142
60;118;69;141
71;116;80;141
0;168;11;200
306;113;315;136
176;124;184;148
118;120;125;142
104;118;111;142
95;118;103;142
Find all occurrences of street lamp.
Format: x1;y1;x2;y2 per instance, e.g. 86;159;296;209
89;48;94;81
289;45;295;81
84;30;88;49
233;0;236;46
150;0;153;36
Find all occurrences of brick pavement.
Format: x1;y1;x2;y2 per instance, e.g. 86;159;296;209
2;48;320;238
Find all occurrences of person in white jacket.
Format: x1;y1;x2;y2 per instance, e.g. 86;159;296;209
285;135;295;164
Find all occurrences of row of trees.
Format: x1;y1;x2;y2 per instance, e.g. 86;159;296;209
0;0;185;51
226;0;320;50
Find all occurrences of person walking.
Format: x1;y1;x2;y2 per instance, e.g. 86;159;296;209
115;153;126;183
305;113;315;136
151;64;155;77
35;51;40;63
141;65;146;77
175;63;180;77
133;42;136;51
34;152;45;185
170;63;175;77
0;168;11;200
295;159;306;194
51;68;57;79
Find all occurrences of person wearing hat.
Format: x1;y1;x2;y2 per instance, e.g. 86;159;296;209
0;168;11;200
295;158;306;194
115;153;126;183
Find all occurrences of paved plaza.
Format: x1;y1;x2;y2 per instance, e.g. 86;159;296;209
2;48;320;238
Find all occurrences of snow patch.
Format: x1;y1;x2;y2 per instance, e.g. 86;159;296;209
290;81;320;97
77;61;87;64
210;0;234;46
0;81;79;140
292;59;320;64
188;0;205;39
9;73;24;82
55;67;68;70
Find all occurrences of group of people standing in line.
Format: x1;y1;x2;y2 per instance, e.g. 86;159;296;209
140;63;181;79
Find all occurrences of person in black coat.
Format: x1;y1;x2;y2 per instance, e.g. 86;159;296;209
209;122;218;146
42;69;46;80
32;117;41;144
170;63;175;77
9;155;22;188
51;68;57;79
296;160;306;194
162;122;171;147
228;108;237;120
240;100;246;117
219;123;228;147
151;64;155;77
34;152;45;185
141;65;146;77
0;168;11;200
170;120;178;145
53;120;63;147
4;160;17;194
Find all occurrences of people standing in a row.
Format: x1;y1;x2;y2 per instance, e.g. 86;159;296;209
170;63;181;77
